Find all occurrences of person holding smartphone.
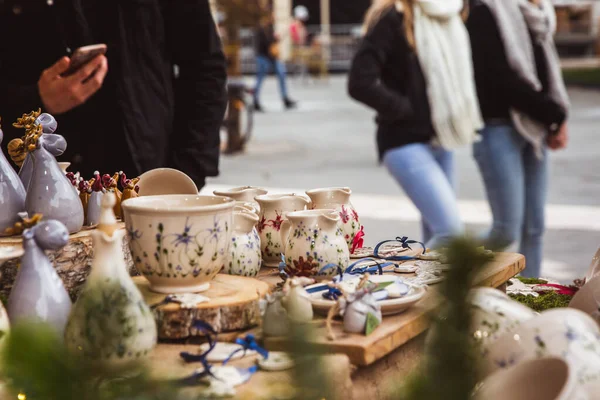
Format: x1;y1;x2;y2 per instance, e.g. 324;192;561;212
0;0;227;189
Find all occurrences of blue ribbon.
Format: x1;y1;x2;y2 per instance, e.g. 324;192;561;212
317;263;343;279
373;236;425;261
179;320;219;380
222;334;269;366
278;253;289;280
344;258;390;276
322;286;343;301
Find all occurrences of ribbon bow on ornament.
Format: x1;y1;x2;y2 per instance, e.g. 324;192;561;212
222;334;269;365
179;320;219;380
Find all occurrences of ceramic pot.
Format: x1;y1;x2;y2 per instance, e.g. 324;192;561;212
25;134;84;234
122;194;234;293
483;308;600;396
306;187;361;252
255;194;310;267
469;287;538;357
213;186;267;212
136;168;198;196
280;209;350;278
66;194;157;371
225;210;261;277
570;275;600;325
0;128;27;236
474;357;588;400
7;220;72;336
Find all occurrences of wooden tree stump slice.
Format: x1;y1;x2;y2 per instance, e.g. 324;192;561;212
0;223;136;301
135;274;269;340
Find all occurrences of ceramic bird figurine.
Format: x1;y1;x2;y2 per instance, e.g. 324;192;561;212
7;219;72;336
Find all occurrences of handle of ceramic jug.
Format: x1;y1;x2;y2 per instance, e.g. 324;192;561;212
280;220;292;248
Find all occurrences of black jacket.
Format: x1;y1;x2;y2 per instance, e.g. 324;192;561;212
256;24;276;60
0;0;227;188
467;2;566;131
348;8;435;160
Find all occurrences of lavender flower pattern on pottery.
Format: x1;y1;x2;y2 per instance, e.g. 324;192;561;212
225;210;261;277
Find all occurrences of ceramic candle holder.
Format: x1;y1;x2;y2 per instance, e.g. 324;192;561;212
122;195;234;293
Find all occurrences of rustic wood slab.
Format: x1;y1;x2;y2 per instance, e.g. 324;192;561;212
261;252;525;367
136;274;270;340
0;223;136;301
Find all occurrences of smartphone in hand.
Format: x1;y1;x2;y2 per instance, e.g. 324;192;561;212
61;44;107;77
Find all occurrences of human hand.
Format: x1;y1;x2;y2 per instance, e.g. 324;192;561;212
38;55;108;115
547;123;568;150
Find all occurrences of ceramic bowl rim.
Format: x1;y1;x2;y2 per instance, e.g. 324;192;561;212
306;187;352;195
122;194;235;215
286;209;338;219
213;186;268;195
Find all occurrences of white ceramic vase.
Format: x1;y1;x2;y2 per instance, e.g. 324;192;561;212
225;210;261;277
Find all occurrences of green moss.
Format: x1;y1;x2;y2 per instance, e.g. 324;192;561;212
516;276;548;285
509;292;572;312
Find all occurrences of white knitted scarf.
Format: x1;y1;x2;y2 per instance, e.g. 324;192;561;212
479;0;570;157
409;0;483;149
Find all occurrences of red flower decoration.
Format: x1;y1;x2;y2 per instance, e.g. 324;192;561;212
351;209;359;222
339;205;350;224
286;256;319;277
351;226;365;255
258;216;267;233
268;211;284;232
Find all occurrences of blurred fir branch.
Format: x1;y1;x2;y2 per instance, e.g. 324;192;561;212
389;236;493;400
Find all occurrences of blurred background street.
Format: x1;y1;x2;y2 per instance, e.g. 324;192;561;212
204;75;600;284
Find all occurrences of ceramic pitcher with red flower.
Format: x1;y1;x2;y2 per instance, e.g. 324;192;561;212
255;194;310;267
306;187;362;253
280;209;350;279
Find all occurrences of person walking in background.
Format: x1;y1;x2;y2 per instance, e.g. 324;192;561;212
348;0;483;249
468;0;569;278
253;15;297;112
290;6;310;48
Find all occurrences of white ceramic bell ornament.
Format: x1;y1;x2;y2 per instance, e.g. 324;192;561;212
281;277;314;323
65;192;157;371
340;289;382;334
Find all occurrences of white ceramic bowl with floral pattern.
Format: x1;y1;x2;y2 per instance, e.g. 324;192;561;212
122;195;234;294
482;308;600;397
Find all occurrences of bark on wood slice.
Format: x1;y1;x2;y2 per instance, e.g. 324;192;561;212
135;274;270;340
0;223;137;302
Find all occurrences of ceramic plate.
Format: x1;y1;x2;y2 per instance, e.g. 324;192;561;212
137;168;198;196
0;246;24;266
307;274;427;316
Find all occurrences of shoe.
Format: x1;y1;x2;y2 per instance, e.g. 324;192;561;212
254;100;265;112
284;98;297;109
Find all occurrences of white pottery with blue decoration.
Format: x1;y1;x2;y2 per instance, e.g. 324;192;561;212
225;210;261;277
122;195;234;294
280;209;349;279
483;308;600;397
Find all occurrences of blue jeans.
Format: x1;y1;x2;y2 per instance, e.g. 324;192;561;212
254;55;289;101
474;124;547;278
383;143;463;249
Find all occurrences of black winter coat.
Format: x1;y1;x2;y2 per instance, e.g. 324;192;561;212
348;7;435;161
0;0;227;188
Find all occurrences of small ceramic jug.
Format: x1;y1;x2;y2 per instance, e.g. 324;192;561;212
65;193;157;371
18;113;57;190
260;292;290;337
7;220;72;336
225;210;262;277
281;277;313;323
280;209;350;278
340;289;382;334
255;194;310;267
306;187;361;252
214;186;267;212
0;127;27;236
86;171;105;226
26;134;84;234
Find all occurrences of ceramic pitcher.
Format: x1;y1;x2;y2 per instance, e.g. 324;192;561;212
7;220;72;336
26;134;84;234
214;186;267;211
255;194;310;267
0;127;26;236
280;209;350;278
306;187;361;252
65;193;157;371
225;209;262;277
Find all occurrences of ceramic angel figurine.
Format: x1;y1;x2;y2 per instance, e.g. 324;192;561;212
7;219;72;335
65;193;157;371
281;277;314;323
103;173;122;219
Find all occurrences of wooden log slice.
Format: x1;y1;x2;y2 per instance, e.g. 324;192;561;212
0;224;137;301
135;274;269;340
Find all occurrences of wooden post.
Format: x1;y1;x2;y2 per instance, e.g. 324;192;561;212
273;0;292;61
320;0;331;67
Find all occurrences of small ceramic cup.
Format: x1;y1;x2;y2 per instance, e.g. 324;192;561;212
122;195;234;293
473;357;587;400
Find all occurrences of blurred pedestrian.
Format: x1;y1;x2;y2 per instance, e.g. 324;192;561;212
468;0;569;277
253;15;297;112
348;0;482;249
0;0;226;190
290;5;310;48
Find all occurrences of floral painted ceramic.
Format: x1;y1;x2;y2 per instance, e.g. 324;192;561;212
306;187;361;252
225;210;261;277
122;195;234;293
255;194;310;267
483;308;600;397
0;127;26;236
280;209;350;279
213;186;268;212
65;194;157;371
7;220;72;336
569;274;600;325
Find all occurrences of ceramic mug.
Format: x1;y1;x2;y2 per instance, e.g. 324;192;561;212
122;195;234;293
